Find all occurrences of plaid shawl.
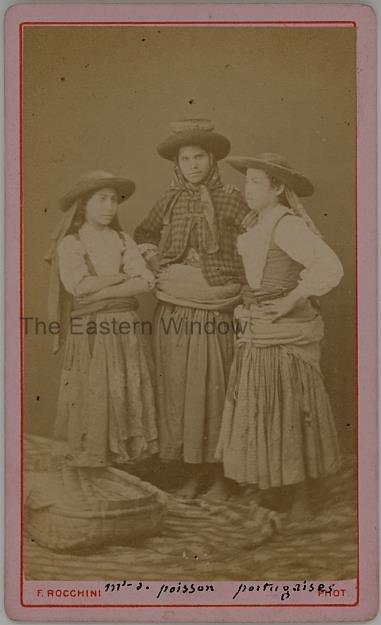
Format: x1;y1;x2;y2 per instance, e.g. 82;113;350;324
134;164;249;286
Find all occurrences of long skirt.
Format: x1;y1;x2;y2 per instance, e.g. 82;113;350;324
215;342;341;488
54;310;158;467
153;302;235;464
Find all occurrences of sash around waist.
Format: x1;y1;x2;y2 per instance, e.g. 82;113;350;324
155;263;243;311
71;296;139;318
235;307;324;347
155;289;242;312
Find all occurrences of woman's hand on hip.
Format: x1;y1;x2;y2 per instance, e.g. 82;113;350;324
260;291;305;322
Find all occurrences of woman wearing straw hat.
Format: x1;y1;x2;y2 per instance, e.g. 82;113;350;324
215;153;343;519
135;119;248;500
45;171;158;468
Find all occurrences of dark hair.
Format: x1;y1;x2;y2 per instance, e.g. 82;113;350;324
268;174;290;208
66;190;122;234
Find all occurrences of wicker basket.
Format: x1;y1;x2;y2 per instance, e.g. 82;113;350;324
25;466;167;552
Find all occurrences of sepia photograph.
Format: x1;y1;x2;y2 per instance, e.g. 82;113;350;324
3;4;377;620
19;21;359;585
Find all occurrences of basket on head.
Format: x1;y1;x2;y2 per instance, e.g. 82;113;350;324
157;118;231;161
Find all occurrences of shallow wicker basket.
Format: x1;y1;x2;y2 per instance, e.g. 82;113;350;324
25;466;167;552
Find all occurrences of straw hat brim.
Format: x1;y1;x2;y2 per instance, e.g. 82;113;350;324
227;156;314;197
157;130;231;161
59;177;136;212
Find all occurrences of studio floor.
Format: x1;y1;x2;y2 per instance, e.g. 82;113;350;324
24;435;357;581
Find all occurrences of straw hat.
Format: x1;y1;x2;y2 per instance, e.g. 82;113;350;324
227;152;314;197
157;119;231;161
59;170;136;211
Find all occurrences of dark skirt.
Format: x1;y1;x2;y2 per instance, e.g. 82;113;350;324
153;302;236;464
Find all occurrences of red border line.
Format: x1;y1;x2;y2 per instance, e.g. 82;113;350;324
19;19;359;611
19;20;356;26
21;602;359;609
354;24;360;607
19;20;24;608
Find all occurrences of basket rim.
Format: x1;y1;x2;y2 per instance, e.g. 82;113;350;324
28;497;166;520
25;466;168;519
53;501;164;520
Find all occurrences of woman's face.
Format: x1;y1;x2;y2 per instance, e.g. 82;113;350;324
245;168;283;212
85;187;118;226
178;145;212;184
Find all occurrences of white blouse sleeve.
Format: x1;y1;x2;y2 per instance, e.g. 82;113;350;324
57;235;91;296
121;232;155;288
274;216;344;297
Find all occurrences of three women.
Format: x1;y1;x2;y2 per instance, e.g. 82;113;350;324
50;121;343;515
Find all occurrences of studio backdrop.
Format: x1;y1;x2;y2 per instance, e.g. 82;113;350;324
22;25;356;450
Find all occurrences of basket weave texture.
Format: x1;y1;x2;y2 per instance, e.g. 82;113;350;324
25;466;167;552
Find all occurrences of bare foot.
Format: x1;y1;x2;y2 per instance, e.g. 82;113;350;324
202;477;230;502
175;476;201;500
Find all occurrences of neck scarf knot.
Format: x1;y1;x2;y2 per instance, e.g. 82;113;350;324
166;163;222;254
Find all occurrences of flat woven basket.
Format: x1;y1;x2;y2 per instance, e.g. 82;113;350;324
25;466;167;552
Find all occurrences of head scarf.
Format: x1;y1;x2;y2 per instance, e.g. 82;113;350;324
160;158;222;255
284;187;322;237
44;202;79;354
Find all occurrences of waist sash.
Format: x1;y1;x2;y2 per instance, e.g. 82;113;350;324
234;303;324;371
155;263;243;312
235;309;324;345
71;296;139;318
70;297;139;357
156;290;242;312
